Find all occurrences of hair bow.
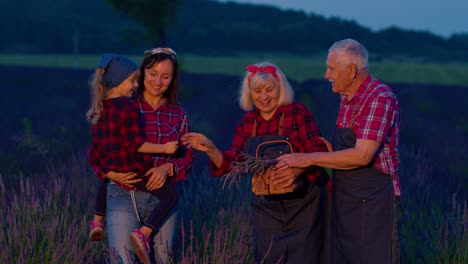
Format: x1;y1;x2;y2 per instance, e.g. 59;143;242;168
246;64;279;87
246;65;276;74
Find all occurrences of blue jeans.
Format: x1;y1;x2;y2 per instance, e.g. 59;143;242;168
107;181;179;264
95;178;178;230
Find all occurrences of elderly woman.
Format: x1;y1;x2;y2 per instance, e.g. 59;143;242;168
181;62;328;263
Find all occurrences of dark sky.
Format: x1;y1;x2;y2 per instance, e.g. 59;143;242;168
221;0;467;37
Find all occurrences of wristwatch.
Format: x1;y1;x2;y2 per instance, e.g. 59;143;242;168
168;163;175;177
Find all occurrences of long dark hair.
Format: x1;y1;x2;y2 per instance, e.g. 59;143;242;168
136;48;179;105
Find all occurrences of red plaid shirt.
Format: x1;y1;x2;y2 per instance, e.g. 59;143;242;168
88;95;193;190
336;75;401;196
211;102;328;183
88;97;151;176
132;94;193;182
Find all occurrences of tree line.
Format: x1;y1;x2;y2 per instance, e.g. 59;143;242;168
1;0;467;61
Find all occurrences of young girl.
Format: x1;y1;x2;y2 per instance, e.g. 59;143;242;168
86;54;179;259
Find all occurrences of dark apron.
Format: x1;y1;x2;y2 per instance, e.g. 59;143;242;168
331;127;398;264
243;114;324;264
250;183;322;264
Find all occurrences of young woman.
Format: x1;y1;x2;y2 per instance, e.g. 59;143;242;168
92;49;192;264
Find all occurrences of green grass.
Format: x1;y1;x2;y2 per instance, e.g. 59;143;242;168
1;53;468;86
371;61;468;86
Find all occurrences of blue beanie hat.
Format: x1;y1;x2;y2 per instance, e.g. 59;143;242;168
97;54;138;88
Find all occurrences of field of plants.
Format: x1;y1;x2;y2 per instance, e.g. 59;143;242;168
1;53;468;85
0;54;467;263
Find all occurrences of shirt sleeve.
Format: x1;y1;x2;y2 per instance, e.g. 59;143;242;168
356;93;397;143
87;143;106;180
121;103;146;153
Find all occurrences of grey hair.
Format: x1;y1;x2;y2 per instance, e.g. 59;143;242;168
239;62;294;111
329;39;369;71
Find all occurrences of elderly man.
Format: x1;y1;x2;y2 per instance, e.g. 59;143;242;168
275;39;401;264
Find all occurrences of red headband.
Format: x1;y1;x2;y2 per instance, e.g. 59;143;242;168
246;64;279;87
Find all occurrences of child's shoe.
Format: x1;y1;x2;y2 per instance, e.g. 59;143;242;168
129;229;151;264
88;221;104;241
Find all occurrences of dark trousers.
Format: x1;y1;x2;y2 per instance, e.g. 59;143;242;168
251;182;324;264
94;177;178;230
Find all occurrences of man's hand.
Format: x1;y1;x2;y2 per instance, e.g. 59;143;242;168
276;153;313;170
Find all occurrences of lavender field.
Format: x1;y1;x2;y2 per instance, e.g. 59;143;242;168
0;66;467;263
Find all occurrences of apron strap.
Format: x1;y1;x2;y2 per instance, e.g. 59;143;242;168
278;113;285;135
251;113;285;137
251;119;257;137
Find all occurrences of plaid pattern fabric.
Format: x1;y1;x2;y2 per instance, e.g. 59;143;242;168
336;75;401;196
211;103;328;183
132;94;192;182
88;97;150;177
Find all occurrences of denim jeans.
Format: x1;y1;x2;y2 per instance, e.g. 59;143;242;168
107;181;179;264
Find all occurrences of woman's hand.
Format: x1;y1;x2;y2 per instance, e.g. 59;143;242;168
319;137;333;152
270;167;304;188
181;132;224;167
105;171;140;187
145;164;172;191
181;132;216;153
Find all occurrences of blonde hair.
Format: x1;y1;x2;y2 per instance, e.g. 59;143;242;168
85;54;138;124
239;62;294;111
86;68;107;124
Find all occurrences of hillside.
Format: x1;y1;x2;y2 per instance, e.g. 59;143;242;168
1;0;467;61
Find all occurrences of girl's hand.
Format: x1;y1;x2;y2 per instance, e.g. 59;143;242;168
164;141;179;154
